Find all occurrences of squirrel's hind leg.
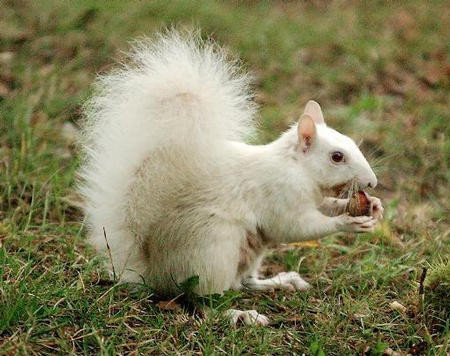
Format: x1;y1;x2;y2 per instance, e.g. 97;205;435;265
236;246;311;292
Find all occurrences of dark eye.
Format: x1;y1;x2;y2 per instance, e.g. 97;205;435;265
331;151;344;163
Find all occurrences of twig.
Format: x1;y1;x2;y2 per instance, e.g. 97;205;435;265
418;267;428;316
419;267;427;295
103;226;117;281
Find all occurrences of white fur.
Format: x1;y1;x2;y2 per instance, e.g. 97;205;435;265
78;30;381;302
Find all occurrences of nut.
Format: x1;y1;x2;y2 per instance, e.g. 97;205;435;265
347;190;372;216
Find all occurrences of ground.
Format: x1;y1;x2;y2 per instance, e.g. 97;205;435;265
0;0;449;354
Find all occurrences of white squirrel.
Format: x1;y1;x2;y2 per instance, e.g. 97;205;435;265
79;31;383;326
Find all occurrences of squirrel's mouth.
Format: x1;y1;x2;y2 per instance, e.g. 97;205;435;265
321;180;366;198
332;179;371;198
320;181;352;198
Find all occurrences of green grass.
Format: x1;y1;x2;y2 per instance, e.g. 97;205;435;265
1;0;449;354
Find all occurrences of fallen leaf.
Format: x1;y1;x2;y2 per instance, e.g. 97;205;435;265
383;347;402;356
286;315;302;323
0;51;14;63
288;240;321;248
353;313;369;319
61;121;80;143
0;82;10;97
156;300;181;311
420;60;448;87
389;301;406;313
390;10;418;41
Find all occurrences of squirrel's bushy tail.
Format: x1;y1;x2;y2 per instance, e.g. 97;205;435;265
79;30;256;211
81;29;255;167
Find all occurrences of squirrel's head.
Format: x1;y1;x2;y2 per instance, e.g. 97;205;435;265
295;100;377;190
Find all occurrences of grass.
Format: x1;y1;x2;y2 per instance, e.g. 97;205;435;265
1;0;449;354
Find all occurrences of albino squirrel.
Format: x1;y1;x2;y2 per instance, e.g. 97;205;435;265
79;31;383;326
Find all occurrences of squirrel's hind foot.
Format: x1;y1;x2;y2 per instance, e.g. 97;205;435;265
226;309;270;326
242;271;311;291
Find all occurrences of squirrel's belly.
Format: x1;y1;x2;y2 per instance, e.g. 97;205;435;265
237;227;272;280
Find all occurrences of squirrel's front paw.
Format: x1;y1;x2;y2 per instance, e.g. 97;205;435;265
338;214;376;233
369;196;384;220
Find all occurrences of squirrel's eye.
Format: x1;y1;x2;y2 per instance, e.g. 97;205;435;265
331;151;344;163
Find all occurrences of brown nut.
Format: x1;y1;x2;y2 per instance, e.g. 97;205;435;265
347;190;372;217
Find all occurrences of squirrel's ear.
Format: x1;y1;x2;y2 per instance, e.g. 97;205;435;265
297;114;316;152
303;100;325;125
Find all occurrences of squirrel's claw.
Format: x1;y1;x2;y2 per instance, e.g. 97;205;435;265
369;196;384;220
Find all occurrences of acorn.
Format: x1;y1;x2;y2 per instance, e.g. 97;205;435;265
347;190;372;217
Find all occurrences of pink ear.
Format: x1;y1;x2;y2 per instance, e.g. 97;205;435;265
297;114;316;152
303;100;325;125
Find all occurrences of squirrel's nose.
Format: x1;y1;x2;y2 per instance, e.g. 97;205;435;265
367;177;377;189
362;173;377;189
